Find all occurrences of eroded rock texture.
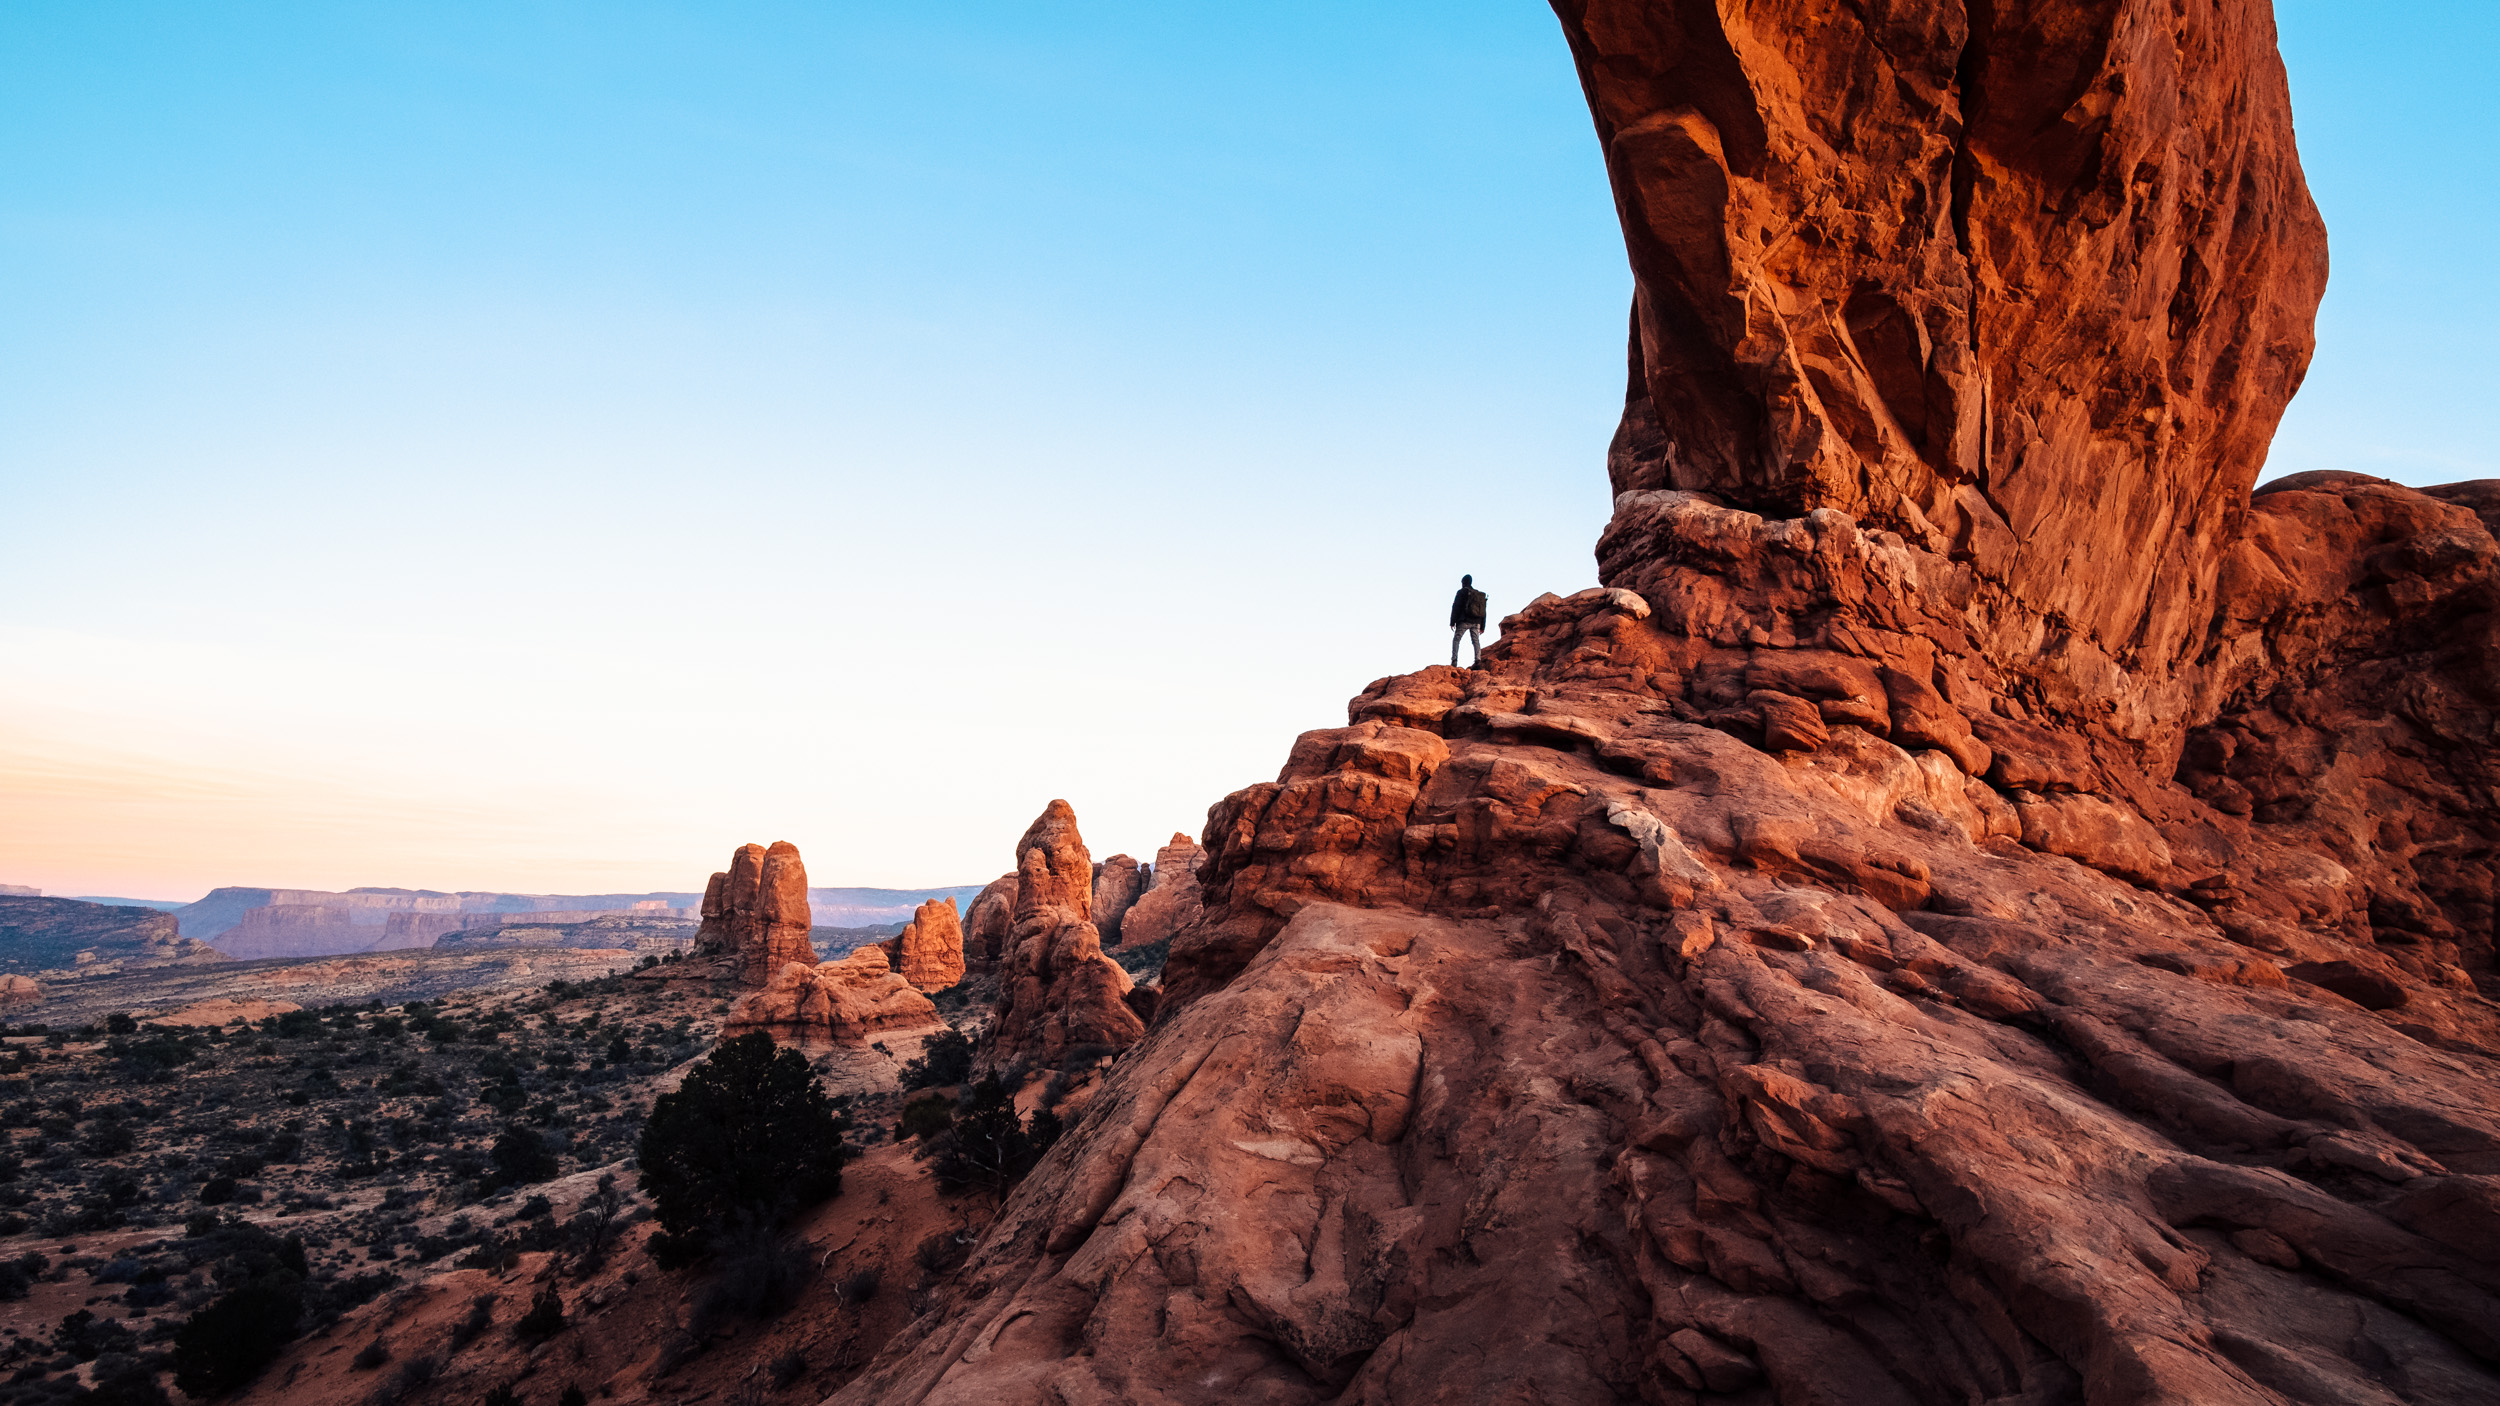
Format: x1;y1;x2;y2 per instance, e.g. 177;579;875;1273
985;802;1146;1074
880;896;968;992
832;4;2499;1403
963;873;1019;974
1092;855;1145;948
722;945;937;1047
1560;0;2328;709
693;841;816;986
1117;833;1207;951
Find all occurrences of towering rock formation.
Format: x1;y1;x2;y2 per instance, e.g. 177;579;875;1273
693;842;816;985
1090;855;1144;948
836;7;2500;1404
1559;0;2327;722
985;802;1146;1072
880;896;968;991
1116;833;1206;950
962;873;1019;973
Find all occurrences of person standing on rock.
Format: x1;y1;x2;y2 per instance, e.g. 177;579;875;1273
1450;574;1488;667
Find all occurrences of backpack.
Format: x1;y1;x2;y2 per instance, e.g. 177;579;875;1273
1458;588;1487;624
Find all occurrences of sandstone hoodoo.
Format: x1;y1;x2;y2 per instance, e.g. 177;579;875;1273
1116;832;1206;950
962;872;1019;972
833;5;2500;1403
1090;853;1144;948
880;895;968;991
983;800;1145;1073
692;840;816;986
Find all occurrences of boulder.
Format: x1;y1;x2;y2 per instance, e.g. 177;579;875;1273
721;947;938;1046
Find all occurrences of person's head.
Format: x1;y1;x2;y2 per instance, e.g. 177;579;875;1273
1461;574;1472;588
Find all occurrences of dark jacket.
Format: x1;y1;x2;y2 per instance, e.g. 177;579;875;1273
1450;586;1488;628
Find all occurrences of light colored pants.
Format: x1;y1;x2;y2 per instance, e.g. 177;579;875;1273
1451;625;1482;666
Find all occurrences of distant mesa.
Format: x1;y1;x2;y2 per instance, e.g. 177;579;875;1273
171;878;988;962
0;885;38;898
0;895;226;981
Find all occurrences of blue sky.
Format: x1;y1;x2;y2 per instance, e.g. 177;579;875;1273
0;2;2489;898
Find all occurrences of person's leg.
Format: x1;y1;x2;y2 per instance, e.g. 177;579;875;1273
1466;626;1482;664
1451;626;1463;667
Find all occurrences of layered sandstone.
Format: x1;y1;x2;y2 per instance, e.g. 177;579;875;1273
879;897;968;991
1116;833;1206;951
1090;855;1144;948
721;945;938;1047
830;4;2500;1403
962;874;1019;973
1559;0;2328;735
693;841;816;985
984;802;1145;1073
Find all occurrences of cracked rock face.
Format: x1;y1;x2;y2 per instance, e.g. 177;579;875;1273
831;4;2498;1402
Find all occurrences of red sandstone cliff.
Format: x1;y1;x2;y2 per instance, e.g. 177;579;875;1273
830;5;2499;1404
984;802;1146;1074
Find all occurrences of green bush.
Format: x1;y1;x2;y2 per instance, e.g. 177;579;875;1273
637;1033;846;1259
930;1078;1062;1192
894;1093;953;1142
488;1125;558;1188
899;1028;974;1090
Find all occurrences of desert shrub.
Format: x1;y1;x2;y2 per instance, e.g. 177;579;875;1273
265;1131;303;1163
893;1093;952;1142
836;1264;881;1306
54;1307;140;1360
928;1078;1062;1192
769;1349;808;1388
448;1294;497;1350
350;1337;390;1370
272;1010;321;1039
689;1226;812;1331
170;1273;302;1395
913;1231;970;1277
483;1388;522;1406
488;1125;558;1188
636;1033;846;1260
374;1352;439;1404
78;1120;135;1158
559;1387;590;1406
197;1178;236;1206
103;1013;137;1036
512;1284;566;1345
72;1352;167;1406
606;1034;631;1064
899;1028;975;1090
